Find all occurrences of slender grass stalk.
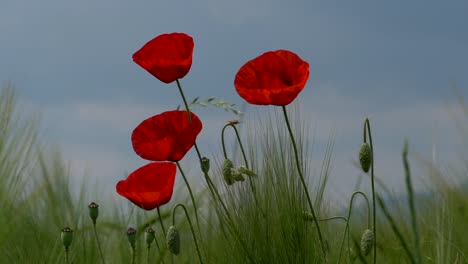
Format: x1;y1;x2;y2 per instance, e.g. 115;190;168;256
281;106;327;261
377;195;417;263
403;140;422;264
176;162;201;234
363;118;377;264
171;203;204;263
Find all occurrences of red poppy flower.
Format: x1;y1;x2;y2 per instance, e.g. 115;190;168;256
133;33;194;83
234;50;309;106
132;110;202;162
116;162;176;210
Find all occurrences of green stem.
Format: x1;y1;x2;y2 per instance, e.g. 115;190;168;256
363;118;377;264
282;106;327;262
221;123;260;210
156;206;167;236
147;246;150;264
65;248;69;264
92;223;106;264
131;246;136;264
172;204;204;264
338;191;371;264
177;80;256;264
176;161;201;235
151;233;166;264
176;79;192;123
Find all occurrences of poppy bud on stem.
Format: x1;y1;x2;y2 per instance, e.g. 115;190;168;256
88;202;106;264
61;227;73;264
170;203;204;263
337;191;371;264
127;227;137;264
362;118;377;264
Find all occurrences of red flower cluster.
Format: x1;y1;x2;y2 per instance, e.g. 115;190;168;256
118;31;309;211
117;33;200;211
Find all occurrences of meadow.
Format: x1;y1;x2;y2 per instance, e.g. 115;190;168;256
1;32;467;264
0;82;467;264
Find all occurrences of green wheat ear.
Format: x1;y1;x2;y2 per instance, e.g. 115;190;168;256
360;229;374;256
166;225;180;255
222;159;235;185
359;143;372;173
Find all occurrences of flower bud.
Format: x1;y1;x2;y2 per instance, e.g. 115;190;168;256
61;227;73;249
166;226;180;255
127;227;137;249
359;143;372;173
360;229;374;256
145;227;155;247
222;159;235;185
88;202;99;224
232;168;245;182
200;157;210;173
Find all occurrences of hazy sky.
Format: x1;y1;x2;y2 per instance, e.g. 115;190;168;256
1;0;467;206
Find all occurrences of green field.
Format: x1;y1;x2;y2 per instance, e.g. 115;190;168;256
0;86;467;264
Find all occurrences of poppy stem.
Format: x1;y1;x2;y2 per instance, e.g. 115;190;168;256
156;206;167;236
65;248;69;264
281;106;328;262
176;161;202;235
151;232;166;264
172;203;204;264
363;118;377;264
92;223;106;264
176;79;192;123
177;79;256;263
221;123;249;167
338;191;371;264
221;123;263;212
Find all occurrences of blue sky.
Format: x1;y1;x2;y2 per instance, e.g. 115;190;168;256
1;0;467;206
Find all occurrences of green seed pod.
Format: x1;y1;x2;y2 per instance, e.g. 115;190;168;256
359;143;372;173
61;227;73;249
88;202;99;224
127;227;137;249
360;229;374;256
166;226;180;255
238;166;256;177
222;159;235;185
200;157;210;173
232;168;245;182
145;227;155;246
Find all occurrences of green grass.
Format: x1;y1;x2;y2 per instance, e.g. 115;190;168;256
0;85;467;263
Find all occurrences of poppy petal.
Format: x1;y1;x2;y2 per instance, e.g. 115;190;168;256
234;50;309;106
133;33;194;83
116;162;177;210
132;110;202;162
